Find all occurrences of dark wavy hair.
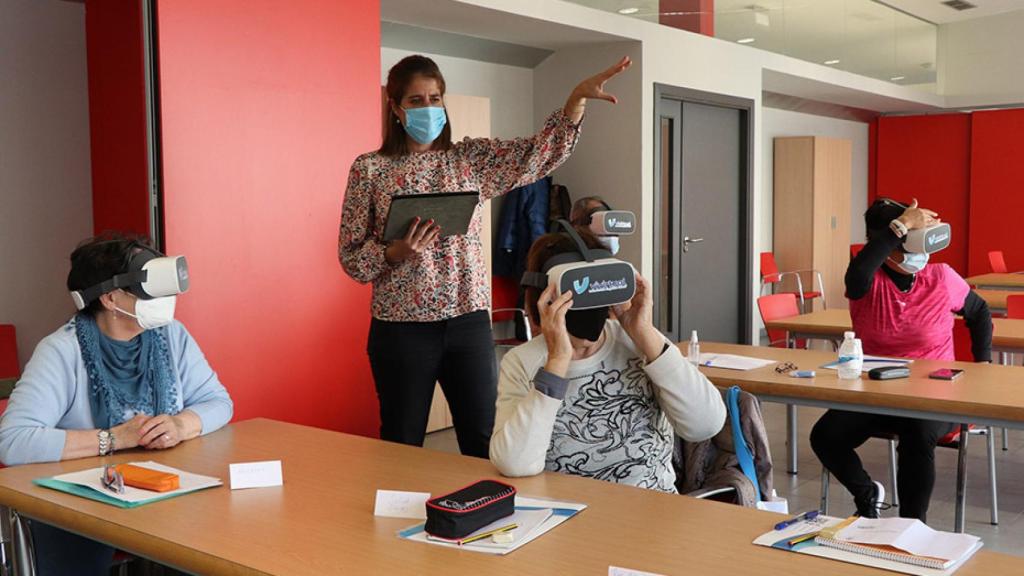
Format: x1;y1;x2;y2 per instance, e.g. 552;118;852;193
379;55;453;157
67;231;152;316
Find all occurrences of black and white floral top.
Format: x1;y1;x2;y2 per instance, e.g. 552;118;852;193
338;108;581;322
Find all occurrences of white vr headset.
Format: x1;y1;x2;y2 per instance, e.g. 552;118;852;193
903;223;951;255
70;244;190;311
588;210;636;236
521;220;636;310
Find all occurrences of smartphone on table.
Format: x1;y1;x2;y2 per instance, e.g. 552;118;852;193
928;368;964;380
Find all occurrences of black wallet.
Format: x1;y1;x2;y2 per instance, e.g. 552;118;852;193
868;366;911;380
424;479;516;539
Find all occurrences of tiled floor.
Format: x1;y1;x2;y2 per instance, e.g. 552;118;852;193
425;402;1024;557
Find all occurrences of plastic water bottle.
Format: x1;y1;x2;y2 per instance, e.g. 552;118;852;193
688;330;700;364
837;331;863;380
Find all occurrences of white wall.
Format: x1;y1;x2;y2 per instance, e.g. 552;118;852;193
0;0;93;368
533;42;644;268
381;47;535;237
938;10;1024;108
381;48;535;139
760;107;870;250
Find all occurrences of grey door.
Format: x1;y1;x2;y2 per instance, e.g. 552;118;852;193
654;93;750;344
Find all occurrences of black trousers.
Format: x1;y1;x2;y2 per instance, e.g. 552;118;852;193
367;310;497;458
30;520;114;576
810;410;956;522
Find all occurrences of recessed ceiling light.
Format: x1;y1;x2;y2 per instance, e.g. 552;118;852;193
890;75;906;81
737;37;756;44
618;7;639;14
824;59;841;65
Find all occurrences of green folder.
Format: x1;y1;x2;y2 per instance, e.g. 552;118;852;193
33;477;216;509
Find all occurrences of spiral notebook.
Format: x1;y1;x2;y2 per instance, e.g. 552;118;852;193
816;517;980;570
753;515;982;576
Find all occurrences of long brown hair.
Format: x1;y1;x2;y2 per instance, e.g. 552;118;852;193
379;55;453;157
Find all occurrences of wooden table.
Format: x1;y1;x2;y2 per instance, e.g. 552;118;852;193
694;342;1024;533
6;419;1019;575
966;273;1024;291
764;309;1024;355
974;289;1016;314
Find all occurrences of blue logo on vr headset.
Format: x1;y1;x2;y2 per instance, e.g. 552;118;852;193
573;277;591;295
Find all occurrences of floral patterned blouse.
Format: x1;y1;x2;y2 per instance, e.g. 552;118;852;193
338;108;582;322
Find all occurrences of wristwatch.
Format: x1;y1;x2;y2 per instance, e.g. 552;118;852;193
98;429;114;456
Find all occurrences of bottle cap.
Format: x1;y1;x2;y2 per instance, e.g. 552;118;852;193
843;331;855;339
691;330;698;340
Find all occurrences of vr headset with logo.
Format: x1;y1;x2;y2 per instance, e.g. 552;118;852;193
581;199;636;237
903;223;951;254
71;243;190;310
877;198;952;255
521;220;636;310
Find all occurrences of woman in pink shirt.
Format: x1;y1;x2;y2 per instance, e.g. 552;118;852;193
810;198;992;522
339;54;631;457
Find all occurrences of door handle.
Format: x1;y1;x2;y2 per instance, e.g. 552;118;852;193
683;236;704;253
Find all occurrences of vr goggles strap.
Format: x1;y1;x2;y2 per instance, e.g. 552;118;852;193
520;271;547;289
556;219;596;263
73;269;149;307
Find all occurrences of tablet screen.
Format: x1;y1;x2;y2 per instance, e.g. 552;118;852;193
383;192;480;242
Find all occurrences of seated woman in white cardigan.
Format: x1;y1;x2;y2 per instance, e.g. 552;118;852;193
489;227;725;492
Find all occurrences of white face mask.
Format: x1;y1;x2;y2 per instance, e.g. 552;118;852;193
115;294;177;330
600;236;620;256
889;252;929;275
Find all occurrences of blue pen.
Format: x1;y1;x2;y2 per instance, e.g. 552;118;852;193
774;510;819;530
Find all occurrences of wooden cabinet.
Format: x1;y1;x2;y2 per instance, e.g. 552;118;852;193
773;137;852;310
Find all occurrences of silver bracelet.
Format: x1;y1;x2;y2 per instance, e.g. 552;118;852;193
889;218;908;238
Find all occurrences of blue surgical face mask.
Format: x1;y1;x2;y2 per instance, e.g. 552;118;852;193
892;252;929;274
599;236;620;255
401;106;447;145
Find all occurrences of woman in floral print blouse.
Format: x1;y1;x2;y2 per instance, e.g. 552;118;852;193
339;54;631;457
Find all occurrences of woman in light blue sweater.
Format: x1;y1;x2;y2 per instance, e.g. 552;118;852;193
0;233;233;576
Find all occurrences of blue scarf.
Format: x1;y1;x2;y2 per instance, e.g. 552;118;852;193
74;313;180;429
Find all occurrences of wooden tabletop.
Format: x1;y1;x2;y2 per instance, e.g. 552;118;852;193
692;343;1024;427
974;289;1016;311
966;273;1024;290
0;419;1017;575
763;309;1024;350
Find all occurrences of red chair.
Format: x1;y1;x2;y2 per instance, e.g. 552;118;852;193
1007;294;1024;319
850;243;865;260
988;251;1008;274
759;252;826;312
756;293;801;348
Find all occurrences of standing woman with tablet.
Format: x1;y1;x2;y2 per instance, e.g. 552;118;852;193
339;54;631;457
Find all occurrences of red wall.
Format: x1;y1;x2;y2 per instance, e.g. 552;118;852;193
156;0;381;435
874;115;972;274
84;0;151;236
968;109;1024;276
660;0;714;36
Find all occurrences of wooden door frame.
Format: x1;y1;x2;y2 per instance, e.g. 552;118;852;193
653;84;755;345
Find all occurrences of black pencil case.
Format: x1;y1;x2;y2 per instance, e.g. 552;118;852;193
424;479;516;539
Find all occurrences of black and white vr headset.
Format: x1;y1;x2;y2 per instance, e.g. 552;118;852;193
903;223;951;255
521;220;636;310
879;198;952;255
588;209;636;236
70;244;190;311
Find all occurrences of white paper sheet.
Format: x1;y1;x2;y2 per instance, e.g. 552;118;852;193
609;567;667;576
51;461;221;504
698;353;776;371
425;508;552;547
229;460;283;490
836;517;980;561
398;496;586;555
374;490;430;519
820;355;913;372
